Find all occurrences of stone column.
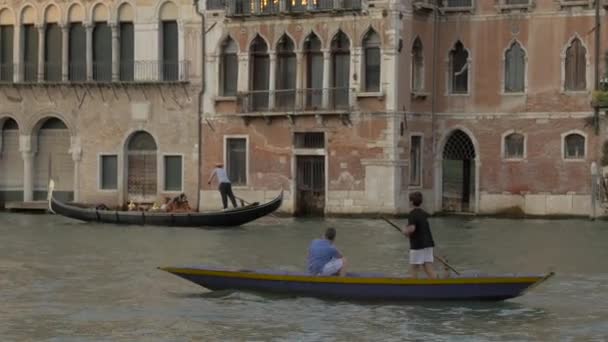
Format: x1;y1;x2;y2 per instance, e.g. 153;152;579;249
268;50;277;110
322;48;331;109
37;24;45;82
237;52;249;110
295;50;304;109
13;25;21;82
85;23;93;81
350;46;361;107
61;24;69;82
71;143;82;203
111;23;119;82
22;152;34;202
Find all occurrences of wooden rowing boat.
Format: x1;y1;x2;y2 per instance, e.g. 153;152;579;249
159;266;554;301
48;187;283;227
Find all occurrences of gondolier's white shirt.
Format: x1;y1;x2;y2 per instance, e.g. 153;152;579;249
213;167;231;184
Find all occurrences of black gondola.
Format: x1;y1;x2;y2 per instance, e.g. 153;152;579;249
48;182;283;227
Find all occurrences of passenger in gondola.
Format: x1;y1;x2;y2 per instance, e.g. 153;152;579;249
170;193;192;213
207;162;238;210
307;228;347;276
160;197;171;212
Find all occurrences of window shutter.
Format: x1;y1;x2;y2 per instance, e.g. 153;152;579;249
69;23;86;81
120;23;134;81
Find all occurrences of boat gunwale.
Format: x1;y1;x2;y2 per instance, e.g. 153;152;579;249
50;190;283;218
159;267;554;286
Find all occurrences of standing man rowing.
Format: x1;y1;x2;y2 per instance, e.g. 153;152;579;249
207;162;238;209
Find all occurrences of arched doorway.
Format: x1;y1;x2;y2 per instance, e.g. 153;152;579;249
126;131;157;203
34;118;73;201
441;130;476;212
0;118;23;203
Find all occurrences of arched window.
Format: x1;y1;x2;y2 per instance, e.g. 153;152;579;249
564;133;585;159
160;2;179;81
505;41;525;93
21;6;38;82
304;33;323;109
118;3;134;81
449;41;468;94
276;35;296;109
220;37;238;96
68;4;86;81
92;4;112;82
250;35;269;110
504;132;524;159
411;38;423;92
331;31;350;108
0;9;15;82
127;131;158;201
44;5;62;82
565;38;586;91
362;29;380;92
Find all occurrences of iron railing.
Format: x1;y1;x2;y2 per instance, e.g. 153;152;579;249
443;0;473;7
237;87;352;113
504;0;529;4
413;0;439;6
224;0;361;16
0;61;190;84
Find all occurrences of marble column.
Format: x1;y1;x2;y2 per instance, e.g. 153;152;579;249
85;23;93;81
111;23;119;81
61;24;69;82
322;49;331;109
37;24;45;82
268;50;277;110
295;50;304;109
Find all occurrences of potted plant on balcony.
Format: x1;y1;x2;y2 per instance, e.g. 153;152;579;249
591;90;608;109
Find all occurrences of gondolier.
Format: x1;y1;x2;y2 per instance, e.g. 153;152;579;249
207;162;238;210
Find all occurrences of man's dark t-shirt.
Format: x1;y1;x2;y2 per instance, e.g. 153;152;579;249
407;208;435;250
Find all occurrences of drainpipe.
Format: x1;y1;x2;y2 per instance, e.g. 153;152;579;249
431;3;439;211
194;0;205;211
594;0;600;135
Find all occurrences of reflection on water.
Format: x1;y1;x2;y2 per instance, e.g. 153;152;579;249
1;213;607;341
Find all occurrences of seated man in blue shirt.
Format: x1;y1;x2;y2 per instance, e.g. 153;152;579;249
307;228;347;276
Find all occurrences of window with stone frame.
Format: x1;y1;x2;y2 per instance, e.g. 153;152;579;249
304;33;323;109
564;38;586;91
93;22;112;82
504;41;525;93
0;24;14;82
331;31;350;108
250;35;270;111
69;23;86;81
411;38;424;92
164;155;183;191
22;24;38;82
564;133;585;159
409;135;422;186
220;37;238;96
226;137;247;185
100;155;118;190
504;133;524;159
449;41;468;94
362;29;381;92
275;34;296;109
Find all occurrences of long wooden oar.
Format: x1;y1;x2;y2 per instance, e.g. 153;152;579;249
380;216;461;276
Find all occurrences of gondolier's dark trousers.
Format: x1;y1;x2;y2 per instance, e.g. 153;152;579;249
219;182;238;209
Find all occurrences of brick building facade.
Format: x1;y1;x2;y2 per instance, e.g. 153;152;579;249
199;0;607;216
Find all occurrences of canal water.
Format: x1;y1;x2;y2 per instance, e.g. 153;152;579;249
1;212;607;341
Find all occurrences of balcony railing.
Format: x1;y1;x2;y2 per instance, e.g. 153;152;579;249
0;61;190;84
223;0;362;16
442;0;474;10
237;87;352;113
496;0;532;10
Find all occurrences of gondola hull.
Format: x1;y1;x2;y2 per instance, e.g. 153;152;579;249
49;191;283;227
159;266;554;302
